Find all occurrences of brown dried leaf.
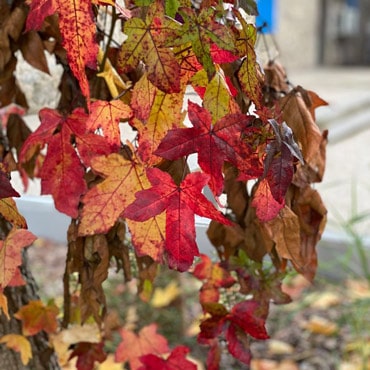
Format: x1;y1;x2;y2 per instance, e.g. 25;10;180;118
290;185;327;281
207;221;245;260
20;31;49;74
302;315;338;336
262;206;304;268
280;89;323;164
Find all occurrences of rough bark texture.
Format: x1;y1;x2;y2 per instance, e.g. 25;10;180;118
0;220;61;369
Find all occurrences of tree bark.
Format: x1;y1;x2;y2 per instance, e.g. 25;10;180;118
0;221;60;369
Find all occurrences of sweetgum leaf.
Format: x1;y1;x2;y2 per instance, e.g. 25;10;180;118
14;300;59;336
26;0;98;101
86;99;132;149
115;324;169;370
0;334;32;365
40;130;86;218
166;7;236;79
118;1;181;93
79;153;165;261
0;228;36;289
69;342;107;370
124;168;232;271
0;198;27;228
155;101;252;195
229;300;269;340
131;86;186;165
139;346;197;370
0;168;20;199
251;178;284;222
226;324;252;365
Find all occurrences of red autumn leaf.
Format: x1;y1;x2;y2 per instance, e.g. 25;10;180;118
20;108;112;218
226;323;252;365
0;167;20;199
124;168;232;271
251;178;284;222
0;229;36;289
26;0;98;101
193;254;235;303
229;300;269;340
40;129;87;218
210;43;239;64
14;300;59;336
115;324;169;370
86;100;133;149
139;346;197;370
69;342;107;370
155;101;253;195
265;144;294;204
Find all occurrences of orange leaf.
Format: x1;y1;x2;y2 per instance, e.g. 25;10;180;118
26;0;98;101
86;100;133;149
79;153;165;261
0;228;36;289
58;0;98;101
115;324;169;370
0;334;32;365
14;300;59;336
0;289;9;320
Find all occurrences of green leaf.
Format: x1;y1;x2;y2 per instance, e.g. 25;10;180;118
166;7;236;79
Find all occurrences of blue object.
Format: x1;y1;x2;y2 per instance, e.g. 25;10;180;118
256;0;276;33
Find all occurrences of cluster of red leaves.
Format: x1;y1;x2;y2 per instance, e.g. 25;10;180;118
0;0;328;368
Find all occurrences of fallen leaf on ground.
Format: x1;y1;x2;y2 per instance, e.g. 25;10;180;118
150;281;180;308
301;315;338;335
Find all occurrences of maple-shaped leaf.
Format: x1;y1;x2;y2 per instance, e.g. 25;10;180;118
131;86;186;165
86;100;132;149
0;334;32;365
228;300;269;340
118;1;181;93
79;152;165;261
26;0;98;101
115;324;169;370
14;300;59;336
20;108;112;217
155;101;253;195
166;7;236;79
193;254;235;304
0;228;36;289
124;168;232;271
251;178;284;222
139;345;197;370
191;68;240;123
69;342;107;370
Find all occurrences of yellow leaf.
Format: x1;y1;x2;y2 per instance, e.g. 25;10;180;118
151;281;180;308
0;334;32;365
0;198;27;229
0;290;9;319
302;315;338;336
97;354;123;370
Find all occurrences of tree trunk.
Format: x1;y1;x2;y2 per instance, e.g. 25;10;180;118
0;223;60;369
